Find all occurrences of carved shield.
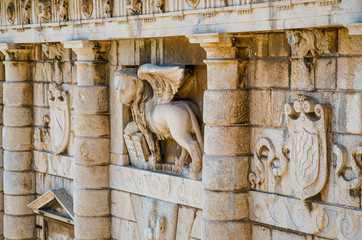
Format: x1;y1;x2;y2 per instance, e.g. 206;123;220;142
285;96;328;200
49;87;70;155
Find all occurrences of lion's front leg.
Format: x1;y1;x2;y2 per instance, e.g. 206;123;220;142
124;121;140;136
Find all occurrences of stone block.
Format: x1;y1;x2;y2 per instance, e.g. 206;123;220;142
249;34;269;58
3;127;32;151
4;195;35;215
3;62;31;81
74;114;110;137
111;190;136;221
62;61;73;83
203;155;249;191
269;33;291;57
203;191;248;221
204;125;249;156
251;59;289;88
4;215;35;239
3;82;32;106
76;62;108;85
315;58;336;90
33;106;49;127
337;57;362;90
33;82;49;107
74;165;109;189
291;59;315;90
205;60;240;89
74;216;110;239
4;171;35;195
338;28;362;56
74;189;110;216
4;151;32;171
74;86;109;114
32;62;44;82
332;92;361;134
3;106;32;126
272;229;308;240
252;224;271;240
203;90;248;125
176;206;196;240
203;220;250;240
74;137;110;165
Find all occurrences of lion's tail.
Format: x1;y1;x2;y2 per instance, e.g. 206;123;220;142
184;103;204;153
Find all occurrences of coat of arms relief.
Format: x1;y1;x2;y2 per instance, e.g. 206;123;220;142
114;64;203;179
285;95;329;200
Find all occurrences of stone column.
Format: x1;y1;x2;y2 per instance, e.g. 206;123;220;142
0;52;4;239
188;34;251;240
0;44;35;239
63;41;110;239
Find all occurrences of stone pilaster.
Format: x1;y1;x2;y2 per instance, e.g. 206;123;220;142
0;53;4;240
0;44;35;239
188;34;251;240
63;41;111;239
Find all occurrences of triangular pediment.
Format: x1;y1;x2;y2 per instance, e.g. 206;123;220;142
28;189;74;224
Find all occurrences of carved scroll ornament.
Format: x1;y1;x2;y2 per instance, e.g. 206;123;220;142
249;138;289;188
82;0;93;18
48;86;70;155
285;95;328;200
6;1;16;24
114;64;203;179
333;145;362;190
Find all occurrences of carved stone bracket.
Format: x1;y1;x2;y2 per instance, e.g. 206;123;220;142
286;29;329;58
333;145;362;190
249;138;289;189
285;95;329;200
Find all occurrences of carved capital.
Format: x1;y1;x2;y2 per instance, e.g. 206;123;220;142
187;33;237;59
63;40;110;61
0;44;32;61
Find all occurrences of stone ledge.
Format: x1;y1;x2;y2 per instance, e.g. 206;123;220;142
109;165;203;209
249;191;362;240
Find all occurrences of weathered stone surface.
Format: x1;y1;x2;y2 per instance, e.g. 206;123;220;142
176;206;196;240
111;190;136;221
3;82;32;106
74;216;111;238
337;57;362;90
252;224;271;240
74;137;110;165
74;165;109;189
3;127;32;151
204;125;249;156
33;82;49;107
272;229;310;240
250;59;289;88
291;59;315;90
338;28;362;56
4;171;35;195
315;58;336;90
204;191;248;221
203;220;251;240
204;60;240;89
3;62;31;81
74;189;110;216
203;90;248;125
74;114;110;137
203;155;249;191
74;86;109;113
4;151;32;171
3;215;35;239
76;62;108;85
4;195;35;215
3;106;32;126
34;151;74;179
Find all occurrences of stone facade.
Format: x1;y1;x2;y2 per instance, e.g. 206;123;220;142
0;0;361;239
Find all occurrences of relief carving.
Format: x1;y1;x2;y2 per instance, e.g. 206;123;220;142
6;1;16;24
285;95;329;200
82;0;93;18
126;0;142;15
286;29;329;58
57;0;69;21
154;0;164;13
34;115;51;151
144;201;166;240
103;0;113;18
249;138;289;189
38;0;52;22
48;86;70;155
333;145;362;190
186;0;200;8
114;64;203;179
22;0;32;24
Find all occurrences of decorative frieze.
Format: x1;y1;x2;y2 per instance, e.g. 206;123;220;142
34;150;74;179
250;191;361;240
109;165;203;209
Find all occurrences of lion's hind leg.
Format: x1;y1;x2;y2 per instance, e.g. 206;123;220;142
175;148;190;169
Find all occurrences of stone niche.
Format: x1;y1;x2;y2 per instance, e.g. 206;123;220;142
28;189;74;239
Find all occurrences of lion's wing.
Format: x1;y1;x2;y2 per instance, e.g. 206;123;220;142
138;64;185;104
